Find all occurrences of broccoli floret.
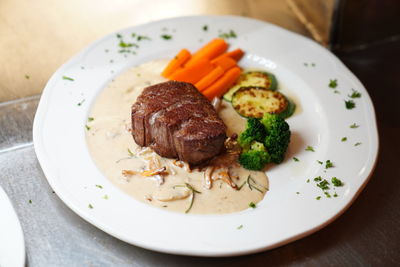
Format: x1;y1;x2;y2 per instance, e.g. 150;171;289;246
260;113;291;164
238;118;266;149
238;141;271;170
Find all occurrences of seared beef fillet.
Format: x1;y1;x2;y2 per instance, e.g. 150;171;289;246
131;81;226;165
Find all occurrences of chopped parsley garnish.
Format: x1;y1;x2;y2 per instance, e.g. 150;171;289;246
333;192;338;197
329;79;338;88
25;74;30;79
317;179;330;190
88;204;93;209
103;195;109;200
348;89;361;98
354;142;362;146
306;179;310;183
345;100;356;109
95;184;103;189
304;63;308;67
161;34;172;40
311;63;316;67
314;176;322;182
104;49;109;53
296;192;300;194
119;40;138;48
219;30;237;39
316;196;321;200
203;25;208;31
62;76;74;81
85;125;91;131
116;33;122;38
137;35;151;41
324;191;331;198
317;160;323;164
88;117;94;122
249;202;256;208
341;137;347;142
334;90;340;94
331;177;343;187
127;148;135;157
325;160;334;169
237;224;243;230
238;176;266;193
293;157;299;162
77;99;85;106
350;123;359;129
305;146;315;152
28;200;32;204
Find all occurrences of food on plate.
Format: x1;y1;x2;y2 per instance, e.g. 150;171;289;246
87;37;297;214
131;80;226;165
231;87;288;118
223;71;277;102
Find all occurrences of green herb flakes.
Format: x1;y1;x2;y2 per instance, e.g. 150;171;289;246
314;176;322;182
349;89;361;98
354;142;362;146
350;123;359;129
306;179;310;183
88;117;94;122
116;33;122;39
293;157;299;162
203;25;208;31
305;146;315;152
249;202;256;208
161;34;172;40
324;191;331;198
325;160;334;169
88;204;93;209
345;100;356;109
219;30;237;39
137;35;151;41
237;224;243;230
127;148;135;157
333;192;338;197
77;99;85;106
341;137;347;142
317;160;323;165
103;195;109;200
28;200;32;204
317;179;330;190
119;40;138;48
316;196;321;200
62;76;74;81
331;177;343;187
85;125;91;131
296;192;300;194
25;74;30;79
95;184;103;189
329;79;338;88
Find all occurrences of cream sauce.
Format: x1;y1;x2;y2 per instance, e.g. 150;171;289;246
86;59;268;214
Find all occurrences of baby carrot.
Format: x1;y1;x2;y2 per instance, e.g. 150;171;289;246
169;58;215;84
195;66;224;91
185;38;228;67
211;56;237;71
161;49;191;78
213;48;244;62
202;67;241;100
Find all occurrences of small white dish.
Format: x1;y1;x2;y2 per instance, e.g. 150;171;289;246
0;186;25;267
33;15;378;256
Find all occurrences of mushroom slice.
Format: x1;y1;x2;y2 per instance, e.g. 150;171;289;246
154;186;191;202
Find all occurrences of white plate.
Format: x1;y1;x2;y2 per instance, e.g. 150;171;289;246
33;15;378;256
0;186;25;267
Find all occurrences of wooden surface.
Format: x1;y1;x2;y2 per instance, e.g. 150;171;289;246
0;0;316;102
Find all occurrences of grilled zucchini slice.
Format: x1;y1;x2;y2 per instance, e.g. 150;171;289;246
223;71;277;102
232;87;289;118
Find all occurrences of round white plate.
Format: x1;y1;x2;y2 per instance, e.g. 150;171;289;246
33;16;378;256
0;186;25;267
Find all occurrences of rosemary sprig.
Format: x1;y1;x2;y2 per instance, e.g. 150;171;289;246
173;183;201;213
238;175;265;193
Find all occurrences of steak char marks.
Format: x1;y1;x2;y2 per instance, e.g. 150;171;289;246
131;81;226;165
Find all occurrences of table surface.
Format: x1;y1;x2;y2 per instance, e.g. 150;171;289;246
1;1;399;266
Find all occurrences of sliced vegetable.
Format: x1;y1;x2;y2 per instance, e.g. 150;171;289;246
231;87;288;118
161;49;191;77
211;56;237;71
195;66;224;91
202;67;241;100
185;38;228;67
169;59;214;84
214;48;244;61
223;71;277;102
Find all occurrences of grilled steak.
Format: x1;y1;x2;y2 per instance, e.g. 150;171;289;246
131;81;227;165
